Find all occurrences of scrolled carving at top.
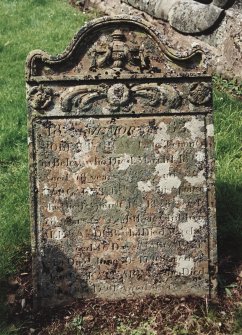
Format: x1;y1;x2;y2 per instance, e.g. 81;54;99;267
26;16;206;82
60;83;182;114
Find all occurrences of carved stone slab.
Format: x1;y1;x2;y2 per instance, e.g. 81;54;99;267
26;16;217;307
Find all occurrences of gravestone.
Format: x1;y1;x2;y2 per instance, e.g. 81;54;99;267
26;16;217;307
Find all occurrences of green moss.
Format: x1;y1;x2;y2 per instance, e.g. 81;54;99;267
114;136;145;156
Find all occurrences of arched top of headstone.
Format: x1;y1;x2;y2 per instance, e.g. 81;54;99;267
26;16;207;82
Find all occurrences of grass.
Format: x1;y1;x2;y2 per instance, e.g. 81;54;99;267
0;0;89;329
116;319;156;334
0;0;241;334
0;0;89;278
213;89;242;281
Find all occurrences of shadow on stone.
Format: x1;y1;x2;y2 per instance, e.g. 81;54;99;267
37;244;94;308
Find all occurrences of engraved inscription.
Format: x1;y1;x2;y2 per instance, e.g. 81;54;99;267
35;115;210;300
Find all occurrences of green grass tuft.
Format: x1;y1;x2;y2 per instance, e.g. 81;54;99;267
213;90;242;270
0;0;89;279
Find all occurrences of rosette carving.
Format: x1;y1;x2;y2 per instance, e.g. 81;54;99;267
188;82;211;105
61;83;182;114
28;86;53;110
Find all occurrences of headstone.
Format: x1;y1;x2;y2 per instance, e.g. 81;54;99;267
26;16;217;307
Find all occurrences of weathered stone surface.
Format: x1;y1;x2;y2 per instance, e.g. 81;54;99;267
168;2;223;33
233;0;242;10
197;8;242;80
26;16;217;307
83;0;242;80
123;0;227;33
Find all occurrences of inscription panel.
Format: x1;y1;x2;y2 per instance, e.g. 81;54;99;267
27;16;217;306
34;115;212;302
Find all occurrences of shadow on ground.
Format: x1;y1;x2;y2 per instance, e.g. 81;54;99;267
216;181;242;286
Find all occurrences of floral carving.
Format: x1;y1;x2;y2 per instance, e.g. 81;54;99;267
188;82;211;105
61;83;182;114
107;84;130;107
133;84;182;109
28;86;53;110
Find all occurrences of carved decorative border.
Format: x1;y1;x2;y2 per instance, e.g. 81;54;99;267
60;83;182;113
26;16;204;81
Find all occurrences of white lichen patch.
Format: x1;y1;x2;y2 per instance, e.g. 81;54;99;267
84;187;95;195
195;151;205;162
102;107;111;115
118;154;131;171
185;117;204;140
176;255;194;276
203;186;208;192
52;227;65;240
154;162;170;176
103;195;116;209
178;218;206;241
173;150;180;161
153;161;181;194
43;184;49;196
74;135;92;161
174;196;187;210
138;180;153;192
158;176;181;194
207;124;214;137
153;122;170;152
172;206;181;218
185;170;205;186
